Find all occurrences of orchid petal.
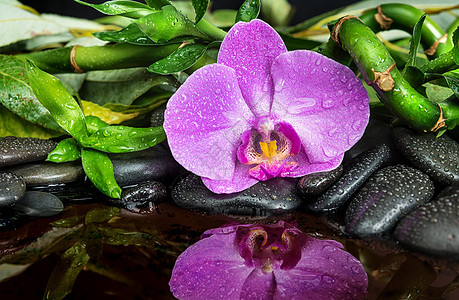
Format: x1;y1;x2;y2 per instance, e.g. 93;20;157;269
169;230;253;300
202;162;259;194
270;50;369;164
283;149;344;177
240;268;276;300
218;19;287;117
164;64;254;180
273;238;368;299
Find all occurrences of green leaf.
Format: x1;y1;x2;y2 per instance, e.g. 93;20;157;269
236;0;261;23
148;43;207;74
444;69;459;99
44;241;90;300
135;5;210;43
402;13;426;77
47;138;81;163
145;0;170;10
93;23;157;45
80;125;166;153
424;82;454;102
80;148;122;198
260;0;293;26
25;60;88;141
84;115;110;134
79;67;177;106
75;0;154;19
452;26;459;64
0;104;61;138
0;55;62;131
191;0;209;23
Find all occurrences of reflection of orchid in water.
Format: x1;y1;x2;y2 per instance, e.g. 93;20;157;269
169;222;368;299
164;19;369;194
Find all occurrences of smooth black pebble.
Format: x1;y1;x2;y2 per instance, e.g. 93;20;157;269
306;144;391;213
392;127;459;185
297;165;343;196
0;172;25;207
394;183;459;258
11;191;64;217
345;165;434;237
0;137;57;167
0;207;27;231
108;180;167;213
172;174;302;216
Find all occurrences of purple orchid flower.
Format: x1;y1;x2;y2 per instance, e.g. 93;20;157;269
169;221;368;299
164;19;369;194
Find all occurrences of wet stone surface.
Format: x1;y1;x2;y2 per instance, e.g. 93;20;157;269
110;144;184;187
298;165;343;196
150;103;166;127
3;161;84;186
306;144;391;213
394;183;459;258
172;174;302;216
392;127;459;186
345;165;434;237
11;191;64;217
108;180;168;213
29;181;102;203
0;137;57;167
0;207;27;231
0;172;26;207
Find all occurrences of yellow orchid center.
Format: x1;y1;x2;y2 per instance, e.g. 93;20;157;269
259;140;277;158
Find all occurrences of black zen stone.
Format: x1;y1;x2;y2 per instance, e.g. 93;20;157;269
172;174;302;216
345;165;434;237
11;191;64;217
110;144;184;186
0;172;26;207
392;127;459;186
0;137;57;167
4;161;84;186
298;165;343;196
306;144;391;213
394;183;459;258
109;180;168;213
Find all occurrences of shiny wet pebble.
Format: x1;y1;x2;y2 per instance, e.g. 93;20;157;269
394;183;459;258
0;137;57;167
0;207;27;231
392;127;459;185
3;161;84;186
298;165;343;196
11;191;64;217
306;144;391;213
108;181;167;213
345;165;434;237
172;174;302;216
110;144;184;187
150;103;166;127
0;172;25;207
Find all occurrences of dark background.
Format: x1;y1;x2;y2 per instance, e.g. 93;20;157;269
20;0;359;25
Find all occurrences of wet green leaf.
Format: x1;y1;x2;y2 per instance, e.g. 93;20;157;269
80;125;166;153
0;55;62;131
453;27;459;64
424;82;454;102
84;115;110;135
403;14;426;77
85;206;121;224
44;241;90;300
47;138;81;163
191;0;209;23
0;104;61;138
26;60;88;141
51;215;85;228
135;5;210;43
148;43;207;74
444;70;459;99
261;0;293;26
79;67;177;106
81;148;122;198
75;0;154;19
145;0;170;10
236;0;260;23
93;23;158;45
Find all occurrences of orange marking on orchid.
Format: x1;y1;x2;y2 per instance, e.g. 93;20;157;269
259;140;277;158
